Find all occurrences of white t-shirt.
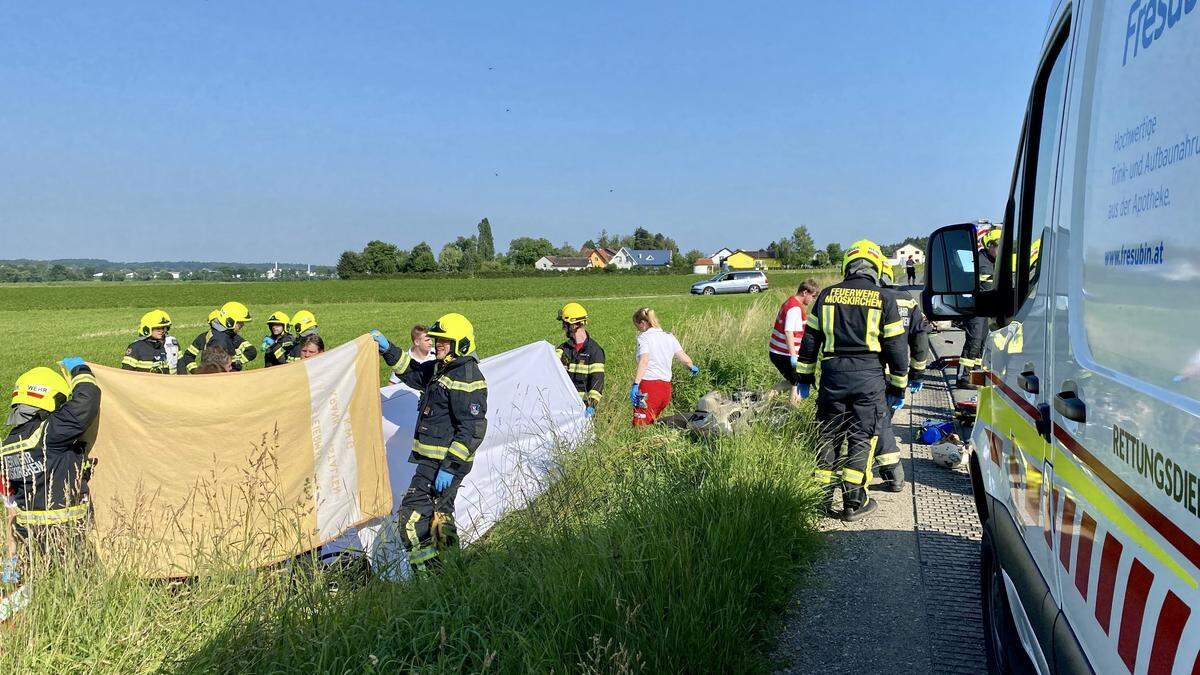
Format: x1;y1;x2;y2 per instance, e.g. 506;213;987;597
388;348;436;385
636;327;682;382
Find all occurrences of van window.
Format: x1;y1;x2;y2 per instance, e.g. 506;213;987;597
1008;24;1070;312
1075;3;1200;399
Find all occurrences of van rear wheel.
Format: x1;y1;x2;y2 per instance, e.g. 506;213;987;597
748;285;760;293
982;530;1036;674
702;287;716;295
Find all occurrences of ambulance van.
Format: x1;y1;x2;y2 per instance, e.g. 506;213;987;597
922;1;1200;672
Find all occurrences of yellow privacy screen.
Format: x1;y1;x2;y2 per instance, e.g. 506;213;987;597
82;334;390;578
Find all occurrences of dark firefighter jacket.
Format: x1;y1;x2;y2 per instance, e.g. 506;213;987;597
382;344;488;478
978;249;997;291
882;287;932;380
1;364;101;526
263;331;296;367
121;336;173;374
178;326;257;373
796;272;910;394
557;336;606;404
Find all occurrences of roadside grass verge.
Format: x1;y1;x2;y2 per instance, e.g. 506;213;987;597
1;300;823;673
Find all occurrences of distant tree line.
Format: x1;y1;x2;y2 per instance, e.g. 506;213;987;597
336;220;701;278
0;261;331;283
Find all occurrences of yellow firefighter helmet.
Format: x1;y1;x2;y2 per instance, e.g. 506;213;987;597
981;228;1002;248
11;367;70;413
427;313;476;357
557;302;588;324
266;310;291;327
842;239;887;276
138;309;172;337
291;309;317;334
218;301;253;329
880;263;895;285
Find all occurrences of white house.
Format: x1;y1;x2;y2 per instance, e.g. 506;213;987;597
535;255;590;271
709;247;735;269
693;257;716;275
610;248;672;270
891;244;925;266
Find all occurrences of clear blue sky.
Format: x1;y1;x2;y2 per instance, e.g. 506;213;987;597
0;2;1053;264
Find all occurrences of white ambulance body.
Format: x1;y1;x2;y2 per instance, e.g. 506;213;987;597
922;0;1200;672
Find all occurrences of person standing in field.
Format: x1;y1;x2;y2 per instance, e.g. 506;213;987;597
261;311;293;367
370;313;487;573
905;255;917;285
265;309;319;366
121;309;175;374
556;302;605;417
2;357;101;570
768;280;820;405
388;325;435;385
178;302;257;373
630;307;699;427
298;334;325;359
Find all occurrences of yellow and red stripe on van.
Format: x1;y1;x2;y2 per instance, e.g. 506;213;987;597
979;371;1200;673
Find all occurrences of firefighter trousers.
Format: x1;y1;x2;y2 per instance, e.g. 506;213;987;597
397;461;463;571
874;416;905;487
961;316;988;370
814;367;888;510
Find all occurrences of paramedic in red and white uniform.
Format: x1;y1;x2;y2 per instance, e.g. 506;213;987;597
768;279;821;402
630;307;698;426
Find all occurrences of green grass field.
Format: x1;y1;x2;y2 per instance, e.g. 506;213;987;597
0;271;838;673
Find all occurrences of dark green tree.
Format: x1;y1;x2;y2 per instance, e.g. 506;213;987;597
825;242;844;267
791;226;816;267
477;218;495;260
438;243;464;272
362;240;404;274
408;242;438;272
336;250;368;279
506;237;556;267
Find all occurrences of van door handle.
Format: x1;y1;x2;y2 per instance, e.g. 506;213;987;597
1018;370;1039;394
1053;391;1086;423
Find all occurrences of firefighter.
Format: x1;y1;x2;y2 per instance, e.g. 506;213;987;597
873;263;932;492
2;358;101;563
369;313;487;573
178;301;257;374
555;302;605;416
796;240;908;521
121;309;175;374
266;310;318;366
262;311;293;367
958;228;1000;389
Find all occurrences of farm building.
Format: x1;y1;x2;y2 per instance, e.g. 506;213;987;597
535;256;590;271
693;257;716;274
609;248;672;269
890;244;925;266
708;247;735;268
581;247;616;268
725;249;780;270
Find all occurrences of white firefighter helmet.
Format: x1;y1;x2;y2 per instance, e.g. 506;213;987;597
932;442;968;469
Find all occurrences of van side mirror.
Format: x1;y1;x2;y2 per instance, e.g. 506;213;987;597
923;223;980;320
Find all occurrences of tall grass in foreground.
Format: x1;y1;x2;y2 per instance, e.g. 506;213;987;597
0;299;823;673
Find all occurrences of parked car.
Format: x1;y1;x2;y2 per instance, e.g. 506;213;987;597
690;271;769;295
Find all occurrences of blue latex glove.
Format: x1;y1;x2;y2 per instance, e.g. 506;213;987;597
789;355;799;370
434;468;455;494
584;406;595;417
909;380;924;394
261;336;276;351
689;364;700;376
887;394;905;412
796;383;811;399
629;383;642;406
59;356;85;373
369;329;390;352
0;556;18;585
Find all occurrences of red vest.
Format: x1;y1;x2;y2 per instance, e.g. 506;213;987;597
769;296;806;355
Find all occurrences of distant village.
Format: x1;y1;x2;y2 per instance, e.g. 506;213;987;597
534;243;926;273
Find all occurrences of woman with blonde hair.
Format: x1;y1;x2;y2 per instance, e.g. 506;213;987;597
630;307;698;426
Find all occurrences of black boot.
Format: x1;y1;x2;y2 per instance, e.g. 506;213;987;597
842;498;878;522
955;366;977;390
